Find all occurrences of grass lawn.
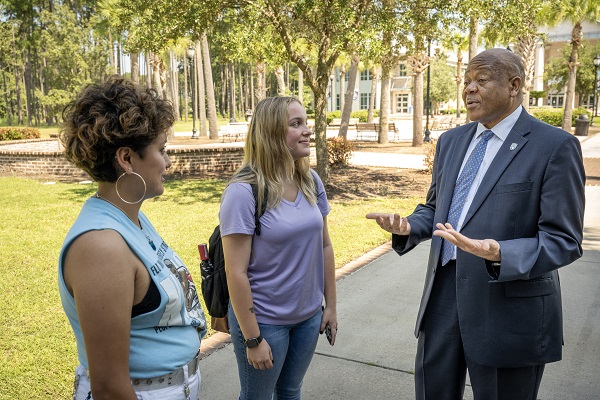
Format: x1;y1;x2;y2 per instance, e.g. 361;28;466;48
0;175;421;399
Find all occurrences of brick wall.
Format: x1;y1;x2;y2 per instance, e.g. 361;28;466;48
0;139;245;179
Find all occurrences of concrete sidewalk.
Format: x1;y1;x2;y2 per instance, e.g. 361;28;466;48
198;134;600;399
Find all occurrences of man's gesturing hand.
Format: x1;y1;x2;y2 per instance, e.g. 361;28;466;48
366;213;411;236
433;223;501;261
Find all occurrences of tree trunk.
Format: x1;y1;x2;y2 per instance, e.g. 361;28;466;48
196;40;207;137
202;33;219;139
244;67;249;111
1;66;13;125
408;52;428;147
229;63;237;122
379;68;391;144
168;51;180;122
151;53;164;98
131;51;140;84
286;62;290;91
515;33;537;112
339;54;359;138
183;53;189;123
109;31;115;73
467;16;478;124
192;48;198;137
24;51;32;126
116;40;122;76
238;62;244;117
250;63;255;109
339;64;346;115
314;79;329;182
562;22;582;132
220;67;226;117
455;51;463;118
39;56;48;124
298;68;303;104
368;67;377;123
255;61;266;104
145;52;152;89
275;65;286;96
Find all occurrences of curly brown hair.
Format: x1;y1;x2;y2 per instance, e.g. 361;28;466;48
60;76;175;182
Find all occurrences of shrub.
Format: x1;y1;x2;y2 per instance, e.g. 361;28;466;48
424;139;437;174
531;107;591;127
327;136;355;166
0;127;41;141
326;110;341;124
350;109;380;122
325;110;380;123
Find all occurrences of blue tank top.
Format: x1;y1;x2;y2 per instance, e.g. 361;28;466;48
58;197;207;378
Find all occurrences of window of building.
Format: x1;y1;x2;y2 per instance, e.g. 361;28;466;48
360;93;370;109
396;94;409;113
398;64;407;77
548;94;564;108
360;70;372;81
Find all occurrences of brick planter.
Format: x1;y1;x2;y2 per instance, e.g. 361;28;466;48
0;139;245;179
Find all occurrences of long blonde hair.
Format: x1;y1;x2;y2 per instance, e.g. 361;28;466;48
231;96;316;213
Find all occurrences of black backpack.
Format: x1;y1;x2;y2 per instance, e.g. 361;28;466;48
201;182;267;318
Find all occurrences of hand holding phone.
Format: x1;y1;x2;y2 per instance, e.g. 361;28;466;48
325;323;333;345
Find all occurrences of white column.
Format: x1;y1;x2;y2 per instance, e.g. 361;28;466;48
534;43;545;106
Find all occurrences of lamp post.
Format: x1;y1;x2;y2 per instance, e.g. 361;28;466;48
187;46;198;139
593;54;600;126
424;39;432;143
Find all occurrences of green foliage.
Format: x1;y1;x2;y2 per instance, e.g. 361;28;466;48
530;90;546;99
0;175;421;398
429;57;455;108
326;110;341;124
325;110;379;124
351;109;380;122
531;107;591;126
544;41;600;97
440;108;466;115
327;136;355;166
0;127;41;141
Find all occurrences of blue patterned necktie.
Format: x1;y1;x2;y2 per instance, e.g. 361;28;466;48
441;129;494;265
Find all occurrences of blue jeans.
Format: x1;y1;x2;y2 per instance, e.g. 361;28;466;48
228;305;322;400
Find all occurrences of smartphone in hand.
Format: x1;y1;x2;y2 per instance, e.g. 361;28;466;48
325;323;333;345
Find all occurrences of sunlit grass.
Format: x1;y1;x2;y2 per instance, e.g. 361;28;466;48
0;176;423;399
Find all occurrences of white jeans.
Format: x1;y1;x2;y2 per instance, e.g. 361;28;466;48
72;364;201;400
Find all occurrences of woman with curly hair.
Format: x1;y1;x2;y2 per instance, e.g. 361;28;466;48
220;96;338;399
58;77;207;400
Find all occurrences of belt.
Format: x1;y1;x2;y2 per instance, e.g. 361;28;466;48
131;352;200;391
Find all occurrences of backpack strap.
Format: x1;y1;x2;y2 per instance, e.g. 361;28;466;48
236;165;267;236
250;183;268;236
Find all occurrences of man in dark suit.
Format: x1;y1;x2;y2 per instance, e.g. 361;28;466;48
367;48;585;399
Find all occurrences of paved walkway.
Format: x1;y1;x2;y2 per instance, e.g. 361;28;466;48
198;134;600;399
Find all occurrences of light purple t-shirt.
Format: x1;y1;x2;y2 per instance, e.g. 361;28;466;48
219;170;330;325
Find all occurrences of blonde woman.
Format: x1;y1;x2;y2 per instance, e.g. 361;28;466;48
219;97;337;399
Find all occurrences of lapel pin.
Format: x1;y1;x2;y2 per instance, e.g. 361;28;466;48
510;143;518;150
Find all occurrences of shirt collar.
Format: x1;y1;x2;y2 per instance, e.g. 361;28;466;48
475;105;522;142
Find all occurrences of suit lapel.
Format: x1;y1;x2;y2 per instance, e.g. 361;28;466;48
461;111;532;229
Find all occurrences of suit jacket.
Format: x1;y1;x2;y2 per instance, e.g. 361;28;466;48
393;109;585;368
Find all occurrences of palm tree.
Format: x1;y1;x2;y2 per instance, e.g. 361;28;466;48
541;0;600;131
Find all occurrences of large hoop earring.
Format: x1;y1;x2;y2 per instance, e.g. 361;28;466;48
115;171;146;204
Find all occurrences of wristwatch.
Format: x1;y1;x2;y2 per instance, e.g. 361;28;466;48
244;334;263;348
